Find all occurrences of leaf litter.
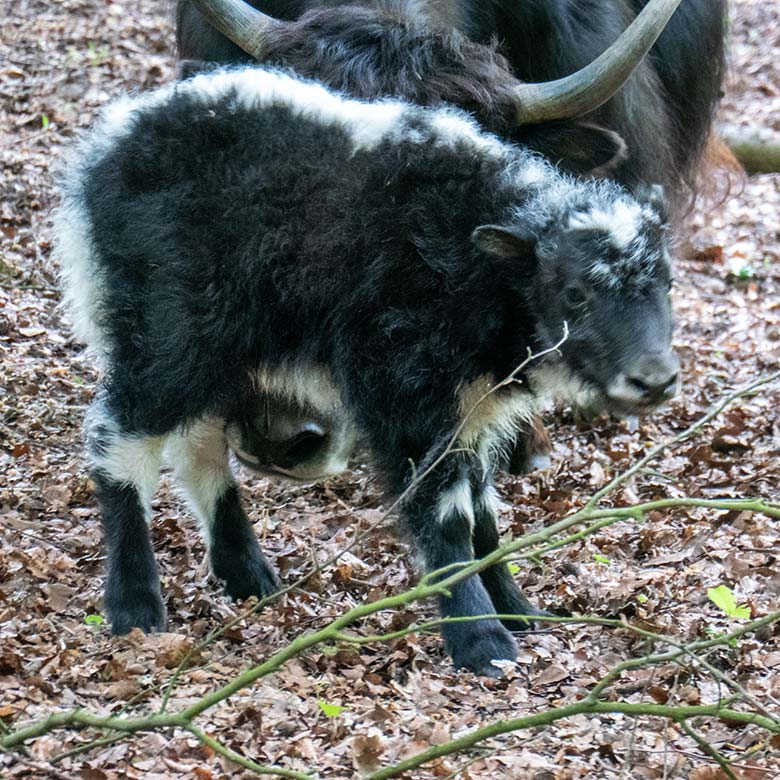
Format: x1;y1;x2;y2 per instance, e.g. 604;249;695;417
1;0;779;778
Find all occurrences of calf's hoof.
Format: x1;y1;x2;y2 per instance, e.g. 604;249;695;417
214;546;280;602
107;588;167;635
446;621;517;677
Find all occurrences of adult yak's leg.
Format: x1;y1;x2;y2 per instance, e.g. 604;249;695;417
505;415;552;474
85;396;166;634
471;475;548;632
167;419;279;600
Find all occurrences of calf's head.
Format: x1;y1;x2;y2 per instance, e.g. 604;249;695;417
474;185;679;416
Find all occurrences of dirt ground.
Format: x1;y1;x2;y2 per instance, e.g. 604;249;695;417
1;1;779;778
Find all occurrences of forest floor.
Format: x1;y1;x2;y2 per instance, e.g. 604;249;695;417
1;1;779;778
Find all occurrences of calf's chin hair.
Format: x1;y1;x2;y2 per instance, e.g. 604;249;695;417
56;67;672;675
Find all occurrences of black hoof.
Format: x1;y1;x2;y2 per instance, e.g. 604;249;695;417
446;621;517;677
107;588;167;635
214;547;280;601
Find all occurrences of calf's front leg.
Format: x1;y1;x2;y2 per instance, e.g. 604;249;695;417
471;478;548;632
401;455;518;676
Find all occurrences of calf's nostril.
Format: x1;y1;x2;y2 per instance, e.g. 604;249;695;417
626;371;678;402
627;376;652;396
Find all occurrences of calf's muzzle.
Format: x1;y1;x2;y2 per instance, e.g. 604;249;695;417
606;350;679;411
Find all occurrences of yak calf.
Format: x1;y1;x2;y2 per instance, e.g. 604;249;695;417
57;68;678;675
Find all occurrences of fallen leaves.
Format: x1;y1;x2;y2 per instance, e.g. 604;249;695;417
1;0;780;778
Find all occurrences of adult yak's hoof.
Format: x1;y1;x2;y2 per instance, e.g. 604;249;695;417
500;604;552;634
445;620;517;677
107;587;167;635
214;544;280;602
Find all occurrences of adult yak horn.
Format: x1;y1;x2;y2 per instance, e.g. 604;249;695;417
191;0;285;59
513;0;682;124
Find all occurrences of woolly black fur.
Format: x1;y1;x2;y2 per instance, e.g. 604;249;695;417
60;69;678;674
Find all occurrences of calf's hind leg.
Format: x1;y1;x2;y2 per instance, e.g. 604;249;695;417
168;419;279;601
85;399;166;634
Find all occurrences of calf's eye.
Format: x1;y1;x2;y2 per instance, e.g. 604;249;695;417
563;283;589;309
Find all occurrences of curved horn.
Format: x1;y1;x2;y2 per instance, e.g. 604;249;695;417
191;0;285;60
513;0;682;125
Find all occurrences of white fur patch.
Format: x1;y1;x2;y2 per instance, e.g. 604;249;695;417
96;66;506;160
250;363;343;414
457;375;537;448
528;363;598;410
604;374;645;407
166;418;232;546
569;199;643;250
437;479;475;529
192;68;406;151
54;200;110;362
175;68;501;156
476;483;503;518
429;109;505;157
85;407;165;514
504;155;554;190
456;375;538;476
96;437;164;510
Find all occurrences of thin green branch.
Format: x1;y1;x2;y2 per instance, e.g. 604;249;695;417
586;611;780;705
366;703;780;780
2;371;778;780
678;720;738;780
505;497;780;565
187;726;317;779
618;619;780;722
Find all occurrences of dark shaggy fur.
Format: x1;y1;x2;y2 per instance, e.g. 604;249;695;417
174;0;721;480
58;69;678;674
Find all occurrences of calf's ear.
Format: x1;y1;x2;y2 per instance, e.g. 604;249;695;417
471;224;536;259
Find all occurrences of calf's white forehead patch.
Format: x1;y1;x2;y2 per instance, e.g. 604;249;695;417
566;197;669;289
568;199;643;250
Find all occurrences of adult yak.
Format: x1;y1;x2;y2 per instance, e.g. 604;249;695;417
177;0;727;201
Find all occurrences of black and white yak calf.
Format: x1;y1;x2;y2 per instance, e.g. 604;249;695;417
57;67;678;675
